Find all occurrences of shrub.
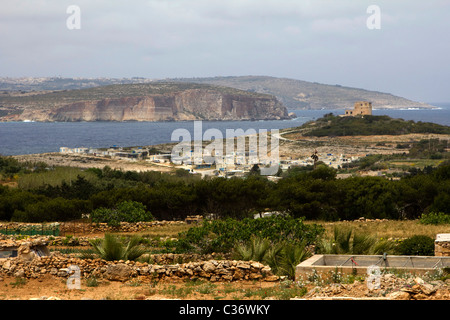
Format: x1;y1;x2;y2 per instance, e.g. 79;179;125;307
174;215;324;254
419;212;450;225
396;235;435;256
90;200;153;227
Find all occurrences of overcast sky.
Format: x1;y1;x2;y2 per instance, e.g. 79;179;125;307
0;0;449;103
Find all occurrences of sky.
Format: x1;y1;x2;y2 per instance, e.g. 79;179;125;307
0;0;449;103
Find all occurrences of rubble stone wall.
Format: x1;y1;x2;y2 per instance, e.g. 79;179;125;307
0;220;185;236
60;220;185;234
0;255;278;282
435;241;450;257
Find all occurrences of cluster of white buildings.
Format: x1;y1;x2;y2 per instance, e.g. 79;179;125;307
59;145;363;177
280;153;362;170
59;146;150;160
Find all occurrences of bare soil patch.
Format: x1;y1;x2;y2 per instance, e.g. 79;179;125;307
0;274;282;300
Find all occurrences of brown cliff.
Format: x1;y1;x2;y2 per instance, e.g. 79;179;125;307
45;89;289;122
0;82;293;122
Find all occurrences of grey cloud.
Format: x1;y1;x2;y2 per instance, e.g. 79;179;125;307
0;0;448;102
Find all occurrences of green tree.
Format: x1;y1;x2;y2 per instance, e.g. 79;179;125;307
248;164;261;176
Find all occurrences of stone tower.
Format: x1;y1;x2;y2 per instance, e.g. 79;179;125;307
344;101;372;116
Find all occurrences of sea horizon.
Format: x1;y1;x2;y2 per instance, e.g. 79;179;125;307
1;103;449;156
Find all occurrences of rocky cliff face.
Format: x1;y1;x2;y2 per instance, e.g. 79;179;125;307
41;89;290;122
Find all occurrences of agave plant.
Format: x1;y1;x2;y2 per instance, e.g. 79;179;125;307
90;233;147;261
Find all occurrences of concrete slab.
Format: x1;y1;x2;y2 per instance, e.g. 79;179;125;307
436;234;450;242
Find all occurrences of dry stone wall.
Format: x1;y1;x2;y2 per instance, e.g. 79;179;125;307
0;254;279;282
435;234;450;257
0;220;185;236
60;220;185;234
435;241;450;257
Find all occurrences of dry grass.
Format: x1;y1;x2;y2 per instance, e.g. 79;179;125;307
308;219;450;240
128;223;192;239
123;219;449;241
125;219;449;243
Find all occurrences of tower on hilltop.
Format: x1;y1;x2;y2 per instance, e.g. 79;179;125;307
343;101;372;117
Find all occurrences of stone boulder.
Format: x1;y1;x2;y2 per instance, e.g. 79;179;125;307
17;243;36;262
104;263;133;282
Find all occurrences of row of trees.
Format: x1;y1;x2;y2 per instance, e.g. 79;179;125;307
0;160;448;223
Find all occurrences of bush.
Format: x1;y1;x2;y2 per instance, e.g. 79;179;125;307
396;235;435;256
90;201;153;227
419;212;450;225
174;215;324;254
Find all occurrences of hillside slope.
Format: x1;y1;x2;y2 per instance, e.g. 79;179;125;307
170;76;436;110
0;82;290;122
293;114;450;137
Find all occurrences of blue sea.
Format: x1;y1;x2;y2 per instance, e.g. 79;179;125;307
0;103;449;156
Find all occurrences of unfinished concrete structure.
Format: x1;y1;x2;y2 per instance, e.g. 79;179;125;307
296;254;450;281
0;238;50;260
343;101;373;117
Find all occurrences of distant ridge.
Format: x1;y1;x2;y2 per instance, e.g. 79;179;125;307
168;76;437;110
0;75;436;111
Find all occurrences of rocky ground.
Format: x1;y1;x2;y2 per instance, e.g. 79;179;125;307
1;269;449;301
1;230;449;301
1;234;448;301
298;273;450;300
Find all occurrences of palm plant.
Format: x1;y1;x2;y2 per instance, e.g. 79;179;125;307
233;236;312;279
263;242;284;275
369;238;397;255
334;226;353;254
233;235;271;261
316;226;397;255
352;233;377;255
90;233;147;261
278;242;312;279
